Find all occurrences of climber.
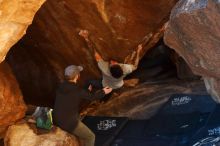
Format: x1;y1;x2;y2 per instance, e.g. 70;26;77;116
53;65;112;146
79;29;143;91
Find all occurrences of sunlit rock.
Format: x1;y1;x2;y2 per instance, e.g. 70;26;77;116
0;62;26;138
164;0;220;102
7;0;178;105
0;0;46;63
4;123;79;146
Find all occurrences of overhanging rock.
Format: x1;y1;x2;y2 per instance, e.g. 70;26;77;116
7;0;178;105
0;0;46;63
164;0;220;102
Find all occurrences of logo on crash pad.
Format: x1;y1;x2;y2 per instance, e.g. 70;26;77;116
171;96;192;106
97;119;117;130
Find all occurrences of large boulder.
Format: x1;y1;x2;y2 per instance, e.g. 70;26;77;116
0;0;46;63
0;0;45;136
0;62;26;137
4;123;79;146
6;0;178;105
170;51;200;80
164;0;220;102
83;80;207;119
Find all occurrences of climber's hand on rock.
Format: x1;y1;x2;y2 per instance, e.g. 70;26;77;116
79;29;89;39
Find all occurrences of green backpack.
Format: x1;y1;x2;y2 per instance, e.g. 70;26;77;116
34;107;53;130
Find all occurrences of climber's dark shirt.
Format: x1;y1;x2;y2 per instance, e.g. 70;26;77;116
53;81;104;133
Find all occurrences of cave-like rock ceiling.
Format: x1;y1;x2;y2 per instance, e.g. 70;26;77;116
2;0;220;144
4;0;178;105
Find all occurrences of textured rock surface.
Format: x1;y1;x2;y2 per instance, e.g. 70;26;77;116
83;80;207;119
0;62;26;137
6;0;178;105
170;51;200;80
0;0;46;63
164;0;220;102
4;123;79;146
203;77;220;102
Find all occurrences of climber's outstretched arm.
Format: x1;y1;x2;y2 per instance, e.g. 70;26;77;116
124;44;143;71
123;32;153;71
132;44;142;70
79;29;103;62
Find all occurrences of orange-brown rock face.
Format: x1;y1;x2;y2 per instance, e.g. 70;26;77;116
164;0;220;102
4;123;80;146
0;0;46;63
0;62;26;137
7;0;178;105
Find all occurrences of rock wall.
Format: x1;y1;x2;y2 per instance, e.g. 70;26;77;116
6;0;178;105
164;0;220;102
0;0;46;63
4;123;80;146
83;80;207;119
0;62;26;138
0;0;46;136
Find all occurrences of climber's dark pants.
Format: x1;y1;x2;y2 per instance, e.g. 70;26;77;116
85;79;103;91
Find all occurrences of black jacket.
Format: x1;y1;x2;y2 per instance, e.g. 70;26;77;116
53;81;105;133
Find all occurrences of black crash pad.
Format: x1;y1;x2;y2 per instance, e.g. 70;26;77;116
113;94;218;146
144;94;217;145
158;94;216;115
83;94;219;146
82;116;128;146
189;105;220;146
112;120;175;146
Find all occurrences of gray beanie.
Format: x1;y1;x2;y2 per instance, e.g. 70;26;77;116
64;65;83;79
